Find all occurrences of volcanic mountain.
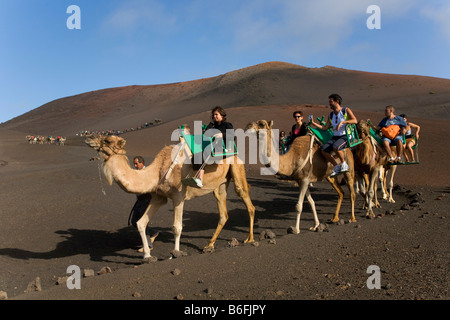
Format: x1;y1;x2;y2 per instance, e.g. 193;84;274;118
1;61;449;136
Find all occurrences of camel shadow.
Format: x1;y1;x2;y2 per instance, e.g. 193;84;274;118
0;227;169;265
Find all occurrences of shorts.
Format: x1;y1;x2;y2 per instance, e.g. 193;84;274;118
381;135;403;145
322;135;348;153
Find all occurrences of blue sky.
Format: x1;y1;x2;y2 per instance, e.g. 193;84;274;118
1;0;449;123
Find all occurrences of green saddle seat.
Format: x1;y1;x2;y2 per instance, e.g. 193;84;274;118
308;117;362;148
179;126;238;157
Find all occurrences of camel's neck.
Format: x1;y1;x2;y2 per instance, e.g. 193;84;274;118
259;129;293;176
104;154;160;194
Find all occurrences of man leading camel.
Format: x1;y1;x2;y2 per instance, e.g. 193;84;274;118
129;156;159;251
310;93;357;177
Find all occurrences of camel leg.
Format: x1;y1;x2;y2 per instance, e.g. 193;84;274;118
204;183;229;253
379;167;388;200
386;165;397;203
291;180;308;234
306;189;320;231
372;166;382;208
137;195;164;262
345;172;357;223
373;177;381;208
172;197;186;255
358;174;369;209
355;175;361;195
230;164;255;243
366;169;379;219
355;174;367;209
291;179;319;233
327;177;345;223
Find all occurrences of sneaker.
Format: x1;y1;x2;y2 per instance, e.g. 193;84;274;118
330;165;341;177
387;157;396;164
395;157;403;164
340;162;349;173
194;178;203;188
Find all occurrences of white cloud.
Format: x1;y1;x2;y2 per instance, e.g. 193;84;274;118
230;0;415;57
101;0;177;34
421;2;450;41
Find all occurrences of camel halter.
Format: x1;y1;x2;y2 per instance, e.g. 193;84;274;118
99;139;126;158
296;133;315;173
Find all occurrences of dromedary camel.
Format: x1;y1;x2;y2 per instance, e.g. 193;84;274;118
359;119;398;204
85;134;255;262
353;119;388;218
245;120;356;233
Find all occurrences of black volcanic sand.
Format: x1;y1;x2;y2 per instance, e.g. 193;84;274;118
0;104;448;303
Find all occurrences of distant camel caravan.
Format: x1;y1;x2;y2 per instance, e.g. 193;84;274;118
85;133;255;263
26;135;66;145
245;120;357;232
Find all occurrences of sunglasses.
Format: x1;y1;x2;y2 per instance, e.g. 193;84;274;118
294;115;302;118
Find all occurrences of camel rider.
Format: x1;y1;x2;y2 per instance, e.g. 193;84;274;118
371;105;407;163
129;156;159;251
310;93;357;177
194;106;234;188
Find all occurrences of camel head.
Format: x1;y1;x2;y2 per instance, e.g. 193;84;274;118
356;119;370;139
245;120;274;134
85;134;127;160
245;120;277;159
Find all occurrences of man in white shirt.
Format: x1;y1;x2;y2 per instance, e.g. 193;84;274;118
310;94;357;177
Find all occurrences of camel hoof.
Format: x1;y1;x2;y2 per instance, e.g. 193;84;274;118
171;250;187;259
202;246;215;254
365;212;375;219
243;236;255;244
287;226;300;234
141;256;157;264
314;223;328;232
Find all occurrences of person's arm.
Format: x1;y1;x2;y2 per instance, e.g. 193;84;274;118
336;107;357;132
300;123;308;136
371;118;385;131
223;122;234;140
397;116;408;135
409;122;420;139
311;116;331;131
